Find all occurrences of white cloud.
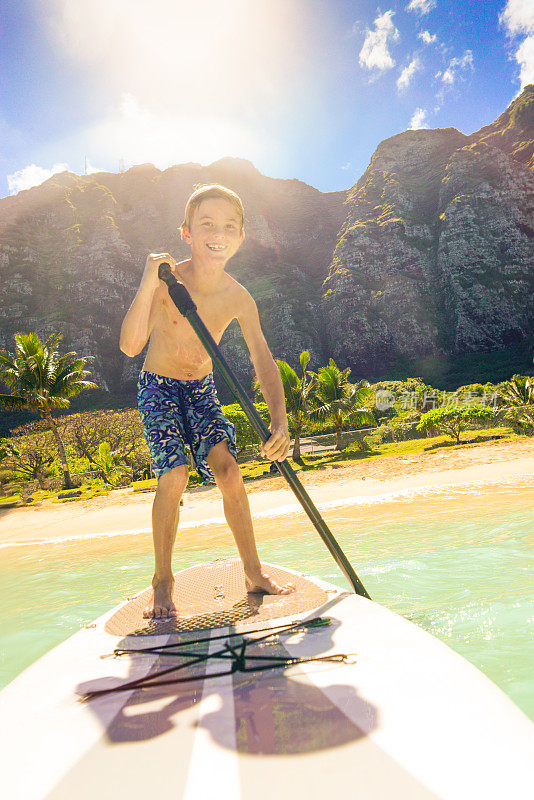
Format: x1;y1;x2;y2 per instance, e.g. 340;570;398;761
418;30;437;44
409;108;429;129
500;0;534;34
441;50;474;84
341;162;352;171
359;11;400;72
514;34;534;86
406;0;436;15
7;163;69;194
500;0;534;89
397;57;422;91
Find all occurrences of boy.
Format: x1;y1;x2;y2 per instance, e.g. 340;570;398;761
120;184;295;618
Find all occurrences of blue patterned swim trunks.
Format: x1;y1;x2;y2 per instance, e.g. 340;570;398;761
137;370;237;483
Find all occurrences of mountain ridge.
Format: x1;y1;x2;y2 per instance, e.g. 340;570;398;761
1;87;532;411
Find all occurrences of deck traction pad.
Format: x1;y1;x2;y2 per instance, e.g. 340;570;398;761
105;559;329;637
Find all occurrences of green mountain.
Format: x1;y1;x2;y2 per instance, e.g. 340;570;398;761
323;86;533;384
0;87;532;418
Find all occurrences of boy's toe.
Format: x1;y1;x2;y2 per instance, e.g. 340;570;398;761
280;582;296;595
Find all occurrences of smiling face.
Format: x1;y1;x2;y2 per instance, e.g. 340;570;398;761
181;197;244;263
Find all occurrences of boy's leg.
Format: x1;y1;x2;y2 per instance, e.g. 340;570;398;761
206;441;295;595
144;464;189;618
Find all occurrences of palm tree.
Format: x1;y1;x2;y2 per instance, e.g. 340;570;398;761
0;332;97;488
497;374;534;431
253;351;316;461
308;359;375;450
498;375;534;406
277;351;317;461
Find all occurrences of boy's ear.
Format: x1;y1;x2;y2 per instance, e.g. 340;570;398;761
180;225;192;244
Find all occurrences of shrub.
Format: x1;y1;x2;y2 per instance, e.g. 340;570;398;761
416;405;495;444
221;402;270;455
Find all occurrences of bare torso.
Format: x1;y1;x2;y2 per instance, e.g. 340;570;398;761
142;261;243;380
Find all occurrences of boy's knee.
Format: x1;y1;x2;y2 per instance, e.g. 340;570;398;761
213;456;242;493
157;465;189;495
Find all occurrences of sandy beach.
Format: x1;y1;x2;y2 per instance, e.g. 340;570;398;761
1;437;533;547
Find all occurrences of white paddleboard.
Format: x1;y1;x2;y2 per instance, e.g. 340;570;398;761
1;559;532;799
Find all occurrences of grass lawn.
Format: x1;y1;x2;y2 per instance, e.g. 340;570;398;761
2;427;524;505
0;493;22;508
239;426;521;478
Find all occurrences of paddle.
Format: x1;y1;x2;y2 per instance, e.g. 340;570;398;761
158;263;371;599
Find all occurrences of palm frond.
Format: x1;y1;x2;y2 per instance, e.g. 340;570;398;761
308;403;332;422
43;332;63;352
14;335;45;385
62;380;98;398
43;342;61;387
277;360;299;390
55;351;81;367
55;358;91;379
0;365;22;389
54;372;97;397
48;397;71;409
12;334;46;393
0;352;17;370
345;408;375;426
299;350;310;375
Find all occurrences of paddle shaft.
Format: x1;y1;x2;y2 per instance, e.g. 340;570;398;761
157;264;370;598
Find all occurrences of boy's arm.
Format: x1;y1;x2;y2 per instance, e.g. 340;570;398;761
236;291;290;462
119;253;174;357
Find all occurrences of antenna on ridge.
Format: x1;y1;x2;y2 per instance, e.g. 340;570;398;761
119;158;125;173
84;156;88;175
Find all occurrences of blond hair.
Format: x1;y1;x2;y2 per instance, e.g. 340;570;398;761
181;184;244;231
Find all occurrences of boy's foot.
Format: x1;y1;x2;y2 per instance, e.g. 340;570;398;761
245;570;296;596
143;577;177;619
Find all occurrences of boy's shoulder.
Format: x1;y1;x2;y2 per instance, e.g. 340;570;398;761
222;273;256;312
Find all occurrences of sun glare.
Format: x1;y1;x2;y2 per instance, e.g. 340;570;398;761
46;0;303;169
87;92;263;168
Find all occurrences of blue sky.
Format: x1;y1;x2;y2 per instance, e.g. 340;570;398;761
1;0;533;197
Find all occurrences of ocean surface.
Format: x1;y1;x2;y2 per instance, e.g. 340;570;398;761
0;477;533;719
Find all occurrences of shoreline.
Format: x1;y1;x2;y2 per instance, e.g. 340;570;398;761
1;437;533;547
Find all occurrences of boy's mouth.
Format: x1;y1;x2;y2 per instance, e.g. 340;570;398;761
206;243;226;252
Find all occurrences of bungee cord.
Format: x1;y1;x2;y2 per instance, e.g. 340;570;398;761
81;617;355;702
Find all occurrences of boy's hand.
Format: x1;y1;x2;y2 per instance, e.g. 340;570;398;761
260;423;290;462
141;253;178;288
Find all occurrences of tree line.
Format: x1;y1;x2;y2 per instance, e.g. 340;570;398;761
0;332;532;491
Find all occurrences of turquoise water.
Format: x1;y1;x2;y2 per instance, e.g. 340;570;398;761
0;484;533;719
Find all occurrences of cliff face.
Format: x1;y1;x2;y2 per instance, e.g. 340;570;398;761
322;127;467;374
1;87;533;406
322;86;534;376
437;141;534;352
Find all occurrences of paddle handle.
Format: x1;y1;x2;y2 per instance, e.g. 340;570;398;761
157;263;371;599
